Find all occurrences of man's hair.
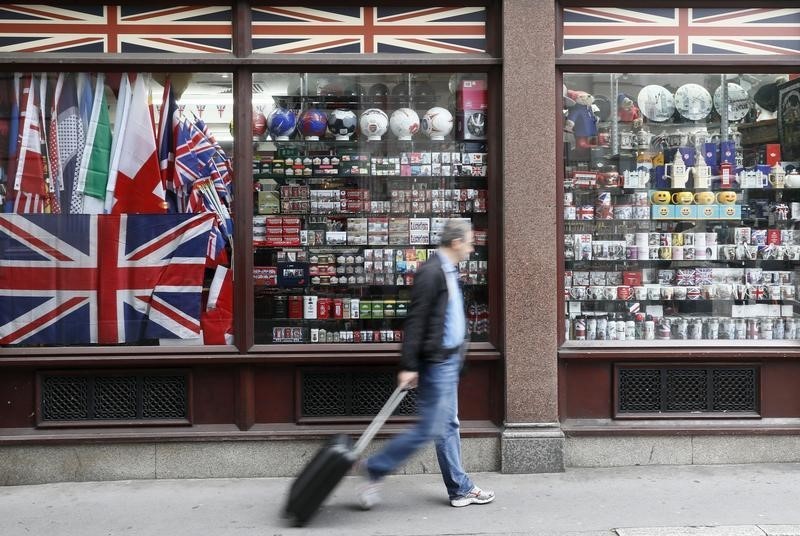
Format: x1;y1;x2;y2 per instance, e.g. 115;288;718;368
440;219;472;247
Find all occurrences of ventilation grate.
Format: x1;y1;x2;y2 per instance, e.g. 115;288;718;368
713;369;757;411
618;366;758;415
95;376;137;419
42;376;89;420
41;372;188;422
666;369;708;412
618;369;660;412
301;370;418;418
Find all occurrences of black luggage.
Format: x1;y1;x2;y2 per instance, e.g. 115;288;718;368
283;387;407;526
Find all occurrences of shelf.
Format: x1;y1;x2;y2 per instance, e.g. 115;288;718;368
269;212;486;218
566;298;794;303
566;259;796;265
270;95;444;109
255;317;407;322
568;187;800;193
258;138;482;149
253;242;489;249
255;283;488;289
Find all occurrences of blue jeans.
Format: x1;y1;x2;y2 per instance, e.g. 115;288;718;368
366;353;474;499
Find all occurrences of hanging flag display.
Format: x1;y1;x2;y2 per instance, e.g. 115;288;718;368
111;75;167;214
0;71;235;347
78;73;112;214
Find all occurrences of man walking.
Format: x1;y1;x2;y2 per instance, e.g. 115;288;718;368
357;219;495;509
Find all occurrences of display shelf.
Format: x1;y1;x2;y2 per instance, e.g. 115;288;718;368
259;139;483;149
270;94;442;109
566;298;797;303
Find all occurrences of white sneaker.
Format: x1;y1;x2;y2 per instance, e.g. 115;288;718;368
357;481;383;510
450;486;495;507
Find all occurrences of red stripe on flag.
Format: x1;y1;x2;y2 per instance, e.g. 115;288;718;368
0;296;86;345
0;214;71;261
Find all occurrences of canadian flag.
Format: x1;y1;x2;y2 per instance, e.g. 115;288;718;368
111;75;167;214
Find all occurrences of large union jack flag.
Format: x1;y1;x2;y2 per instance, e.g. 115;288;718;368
0;213;214;346
0;5;232;53
251;6;486;54
563;7;800;55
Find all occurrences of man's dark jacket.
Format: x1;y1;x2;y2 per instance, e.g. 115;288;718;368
399;253;467;372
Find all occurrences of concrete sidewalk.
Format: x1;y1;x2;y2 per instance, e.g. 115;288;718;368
1;463;800;536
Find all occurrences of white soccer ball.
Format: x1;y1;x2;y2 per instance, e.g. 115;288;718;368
327;108;358;140
359;108;389;141
421;107;453;140
389;108;420;140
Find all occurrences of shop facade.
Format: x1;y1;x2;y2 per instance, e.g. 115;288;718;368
4;1;798;485
0;1;539;483
556;1;800;466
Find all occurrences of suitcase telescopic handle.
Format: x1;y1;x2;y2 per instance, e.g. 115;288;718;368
353;386;408;457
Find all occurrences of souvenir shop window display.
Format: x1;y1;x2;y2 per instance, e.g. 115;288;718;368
251;72;491;345
563;72;800;346
0;72;235;348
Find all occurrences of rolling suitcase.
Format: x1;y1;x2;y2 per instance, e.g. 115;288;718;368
283;386;408;526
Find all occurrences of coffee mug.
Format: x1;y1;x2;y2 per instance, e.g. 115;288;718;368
651;191;671;205
770;171;785;189
717;191;737;205
617;285;632;300
672;191;694;205
569;286;586;300
694;191;716;205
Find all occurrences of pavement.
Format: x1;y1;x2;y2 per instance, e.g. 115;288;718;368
1;463;800;536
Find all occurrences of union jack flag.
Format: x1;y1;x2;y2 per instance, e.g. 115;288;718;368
563;7;800;55
0;213;214;346
0;5;232;53
251;6;486;54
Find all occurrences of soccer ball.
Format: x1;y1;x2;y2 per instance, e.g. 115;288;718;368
267;107;297;140
466;111;486;137
359;108;389;141
389;108;420;140
327;109;358;140
298;108;328;140
252;109;268;140
421;107;453;140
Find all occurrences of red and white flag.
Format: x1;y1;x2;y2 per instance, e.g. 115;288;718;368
111;74;166;214
13;74;47;213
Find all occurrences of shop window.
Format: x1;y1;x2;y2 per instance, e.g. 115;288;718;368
563;73;800;345
251;72;490;344
0;72;234;347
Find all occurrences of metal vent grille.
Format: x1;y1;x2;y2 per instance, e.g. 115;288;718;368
42;376;89;420
301;370;418;418
302;373;348;416
713;369;757;411
143;376;187;418
618;366;758;415
40;373;188;422
95;376;137;419
666;369;708;412
618;369;660;412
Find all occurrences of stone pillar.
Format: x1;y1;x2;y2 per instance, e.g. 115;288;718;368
501;0;563;473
